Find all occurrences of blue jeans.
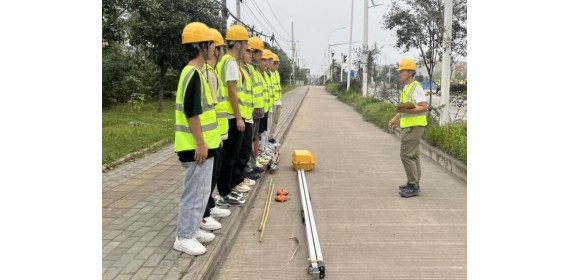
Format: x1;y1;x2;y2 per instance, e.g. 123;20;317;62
177;158;214;239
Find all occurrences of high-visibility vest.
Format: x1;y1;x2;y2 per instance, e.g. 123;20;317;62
246;64;264;109
399;80;428;128
270;70;281;102
203;63;228;136
275;71;282;100
239;66;254;119
175;64;221;152
263;71;275;108
216;54;247;117
259;70;270;113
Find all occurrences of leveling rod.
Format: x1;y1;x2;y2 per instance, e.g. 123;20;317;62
297;169;325;279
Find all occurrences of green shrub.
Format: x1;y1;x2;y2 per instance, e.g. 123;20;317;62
325;83;339;95
425;121;467;164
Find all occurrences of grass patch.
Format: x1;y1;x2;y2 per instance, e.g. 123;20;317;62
425;121;467;163
102;99;175;166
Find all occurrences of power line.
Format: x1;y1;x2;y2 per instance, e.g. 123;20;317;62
211;0;280;49
263;0;291;38
246;0;288;41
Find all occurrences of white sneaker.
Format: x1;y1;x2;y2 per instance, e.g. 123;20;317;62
243;178;256;187
192;229;216;243
173;237;207;256
200;216;222;231
233;182;251;193
260;153;272;160
255;161;265;168
262;149;275;156
256;156;269;165
210;207;231;218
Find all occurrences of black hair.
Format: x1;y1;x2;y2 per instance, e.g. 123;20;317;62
185;42;211;60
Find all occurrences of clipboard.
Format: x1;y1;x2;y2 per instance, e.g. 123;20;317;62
396;102;416;109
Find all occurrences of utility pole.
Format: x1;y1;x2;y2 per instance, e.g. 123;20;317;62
347;0;355;91
291;22;295;86
236;0;241;21
221;0;228;32
439;0;453;125
363;0;368;97
340;53;343;82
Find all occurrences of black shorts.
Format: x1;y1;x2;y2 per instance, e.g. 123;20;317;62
258;113;268;133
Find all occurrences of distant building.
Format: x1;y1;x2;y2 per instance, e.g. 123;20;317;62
416;60;467;81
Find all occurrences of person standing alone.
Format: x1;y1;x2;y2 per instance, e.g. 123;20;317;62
388;58;429;198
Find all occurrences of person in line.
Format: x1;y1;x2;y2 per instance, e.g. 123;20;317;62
173;22;219;256
243;36;266;178
269;53;282;140
388;58;429;198
230;45;256;194
215;24;250;206
198;28;231;232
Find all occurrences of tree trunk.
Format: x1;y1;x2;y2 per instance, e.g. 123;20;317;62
157;63;167;112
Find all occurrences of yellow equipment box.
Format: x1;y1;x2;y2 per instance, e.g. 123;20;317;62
292;150;316;171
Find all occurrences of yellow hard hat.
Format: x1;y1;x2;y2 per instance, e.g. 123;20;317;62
182;22;213;44
261;49;274;59
272;53;280;62
397;58;416;71
210;28;226;47
226;25;249;41
248;37;264;51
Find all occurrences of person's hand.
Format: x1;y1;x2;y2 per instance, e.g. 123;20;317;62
194;142;208;164
388;118;397;128
237;118;245;132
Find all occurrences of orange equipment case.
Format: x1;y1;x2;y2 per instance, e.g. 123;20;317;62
292;150;316;171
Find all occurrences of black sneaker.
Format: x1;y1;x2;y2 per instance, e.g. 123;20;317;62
399;183;421;191
399;183;420;198
216;194;245;206
253;166;265;173
229;191;246;201
245;172;261;180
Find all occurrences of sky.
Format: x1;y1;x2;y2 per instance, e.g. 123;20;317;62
224;0;419;76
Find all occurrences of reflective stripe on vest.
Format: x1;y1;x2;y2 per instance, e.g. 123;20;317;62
174;65;221;152
259;71;270;113
240;66;254;119
217;54;248;117
264;72;275;107
247;64;264;109
399;80;427;128
204;63;228;135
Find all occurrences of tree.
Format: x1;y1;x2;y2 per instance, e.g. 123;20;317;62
103;0;128;46
126;0;223;112
383;0;467;109
354;43;383;86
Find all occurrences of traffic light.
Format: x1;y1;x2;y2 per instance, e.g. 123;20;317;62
343;54;347;63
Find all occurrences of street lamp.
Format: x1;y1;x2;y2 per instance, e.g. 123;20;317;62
328;26;346;82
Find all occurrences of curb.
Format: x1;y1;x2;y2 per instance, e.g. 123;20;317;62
102;139;170;172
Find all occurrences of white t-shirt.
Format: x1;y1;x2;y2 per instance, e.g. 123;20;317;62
225;60;240;119
225;60;240;82
404;82;427;104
